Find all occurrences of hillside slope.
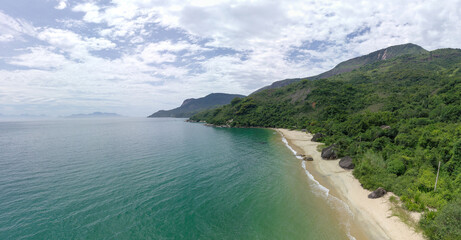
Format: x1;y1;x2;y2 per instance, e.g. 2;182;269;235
191;47;461;240
252;43;428;93
148;93;245;118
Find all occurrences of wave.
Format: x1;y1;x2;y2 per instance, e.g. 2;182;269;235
279;134;356;240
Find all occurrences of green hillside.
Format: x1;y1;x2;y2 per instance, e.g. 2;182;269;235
252;43;428;93
190;46;461;240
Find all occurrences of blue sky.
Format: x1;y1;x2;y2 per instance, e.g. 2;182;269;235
1;0;460;117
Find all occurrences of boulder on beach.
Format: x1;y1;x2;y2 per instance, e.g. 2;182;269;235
321;144;337;160
311;133;324;142
368;187;387;199
303;155;313;161
339;156;354;169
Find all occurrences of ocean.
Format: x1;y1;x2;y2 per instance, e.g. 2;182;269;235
0;118;351;239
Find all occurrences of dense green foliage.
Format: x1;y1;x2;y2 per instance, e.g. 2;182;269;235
191;48;461;239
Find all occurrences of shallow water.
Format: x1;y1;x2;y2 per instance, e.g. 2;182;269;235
0;118;350;239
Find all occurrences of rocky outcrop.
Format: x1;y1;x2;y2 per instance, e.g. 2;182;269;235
380;125;391;130
311;133;324;142
297;153;314;161
368;187;387;199
339;156;354;169
321;144;337;160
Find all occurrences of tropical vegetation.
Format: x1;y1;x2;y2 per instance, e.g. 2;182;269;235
190;46;461;239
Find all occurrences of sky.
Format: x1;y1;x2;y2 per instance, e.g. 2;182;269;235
0;0;460;117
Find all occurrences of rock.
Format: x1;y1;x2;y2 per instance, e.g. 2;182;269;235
339;156;355;169
303;155;314;161
380;125;391;130
321;144;337;160
311;133;324;142
368;187;387;199
301;129;307;132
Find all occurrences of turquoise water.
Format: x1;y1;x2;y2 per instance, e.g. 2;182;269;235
0;118;350;239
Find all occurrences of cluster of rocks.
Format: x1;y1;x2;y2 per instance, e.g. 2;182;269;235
297;153;313;161
186;119;206;123
204;123;230;128
309;131;388;199
320;144;356;170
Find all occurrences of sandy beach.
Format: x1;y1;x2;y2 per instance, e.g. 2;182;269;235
276;129;425;240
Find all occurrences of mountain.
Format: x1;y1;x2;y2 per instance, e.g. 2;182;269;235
252;78;302;93
148;93;245;118
252;43;428;93
65;112;122;118
190;45;461;239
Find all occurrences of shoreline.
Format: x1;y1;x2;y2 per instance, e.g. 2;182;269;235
276;128;425;240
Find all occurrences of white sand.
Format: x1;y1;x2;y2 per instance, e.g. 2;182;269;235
276;129;425;240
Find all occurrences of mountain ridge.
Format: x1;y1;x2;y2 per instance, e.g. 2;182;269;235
148;93;245;118
252;43;427;93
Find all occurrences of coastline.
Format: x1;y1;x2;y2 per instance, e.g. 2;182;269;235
276;128;425;240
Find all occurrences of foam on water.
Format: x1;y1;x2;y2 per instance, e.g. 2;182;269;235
280;133;356;240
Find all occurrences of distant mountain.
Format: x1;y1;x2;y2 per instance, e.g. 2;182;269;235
65;112;122;118
148;93;245;118
252;43;428;93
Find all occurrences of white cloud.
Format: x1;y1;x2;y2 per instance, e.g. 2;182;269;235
7;47;71;69
0;34;14;42
37;28;116;59
55;0;68;10
72;2;102;23
137;40;206;64
0;11;36;40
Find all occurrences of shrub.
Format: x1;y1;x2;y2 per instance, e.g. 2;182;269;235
387;158;406;175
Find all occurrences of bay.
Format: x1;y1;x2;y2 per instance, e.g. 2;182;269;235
0;118;349;239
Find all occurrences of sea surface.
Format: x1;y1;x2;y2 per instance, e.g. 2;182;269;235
0;118;351;239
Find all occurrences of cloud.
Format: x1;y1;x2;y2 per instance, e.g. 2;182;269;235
1;0;461;116
55;0;68;10
37;28;116;59
0;34;14;42
7;47;71;69
0;11;36;40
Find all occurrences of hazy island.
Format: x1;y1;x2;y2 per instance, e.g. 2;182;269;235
189;43;461;240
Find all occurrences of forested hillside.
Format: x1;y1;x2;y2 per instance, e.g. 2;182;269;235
190;47;461;240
